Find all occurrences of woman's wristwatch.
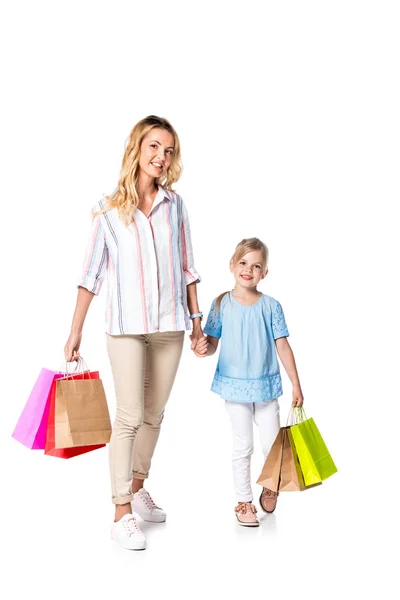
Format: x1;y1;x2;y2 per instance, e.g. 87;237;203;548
189;312;203;320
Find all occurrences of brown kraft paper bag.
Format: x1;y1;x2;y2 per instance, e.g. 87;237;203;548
256;428;283;492
280;427;302;491
54;377;112;449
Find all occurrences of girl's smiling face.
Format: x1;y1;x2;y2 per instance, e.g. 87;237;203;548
139;127;175;179
230;250;268;289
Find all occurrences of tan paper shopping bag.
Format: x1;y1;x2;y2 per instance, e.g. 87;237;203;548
256;429;283;492
54;377;112;448
284;427;322;492
279;427;302;491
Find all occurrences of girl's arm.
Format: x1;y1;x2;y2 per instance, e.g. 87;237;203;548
275;337;304;407
193;334;219;358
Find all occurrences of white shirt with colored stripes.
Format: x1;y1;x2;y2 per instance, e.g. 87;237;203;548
78;187;201;335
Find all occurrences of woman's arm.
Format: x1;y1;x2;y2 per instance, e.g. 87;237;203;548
64;287;95;361
187;282;204;349
65;209;108;361
275;337;304;406
179;198;202;348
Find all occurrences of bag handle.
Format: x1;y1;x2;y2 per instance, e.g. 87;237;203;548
57;356;92;380
286;406;308;426
56;357;96;395
295;406;308;421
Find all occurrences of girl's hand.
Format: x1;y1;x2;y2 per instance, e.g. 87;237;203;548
292;387;304;407
192;335;208;358
64;331;82;362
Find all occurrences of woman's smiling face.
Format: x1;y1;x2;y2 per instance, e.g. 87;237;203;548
230;250;267;289
139;127;175;179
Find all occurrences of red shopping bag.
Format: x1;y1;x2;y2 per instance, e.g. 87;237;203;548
44;371;106;458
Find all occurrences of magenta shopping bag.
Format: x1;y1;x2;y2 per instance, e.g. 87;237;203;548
12;368;64;449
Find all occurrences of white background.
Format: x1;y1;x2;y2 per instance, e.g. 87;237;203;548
0;1;398;598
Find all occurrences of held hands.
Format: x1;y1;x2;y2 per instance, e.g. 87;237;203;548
192;335;209;357
189;330;208;357
64;331;82;362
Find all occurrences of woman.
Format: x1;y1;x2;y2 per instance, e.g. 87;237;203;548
64;116;203;550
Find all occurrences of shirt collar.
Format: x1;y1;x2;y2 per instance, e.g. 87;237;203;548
150;186;174;213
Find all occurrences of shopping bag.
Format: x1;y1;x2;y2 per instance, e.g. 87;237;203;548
290;407;337;485
12;369;64;449
257;419;324;493
45;370;110;458
256;429;283;492
282;427;322;491
279;427;302;491
54;374;112;448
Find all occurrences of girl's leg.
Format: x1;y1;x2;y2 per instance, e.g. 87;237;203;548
107;334;146;520
254;399;281;513
132;331;184;486
253;399;280;460
225;401;254;503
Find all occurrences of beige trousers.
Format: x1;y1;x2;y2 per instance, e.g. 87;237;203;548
107;331;184;505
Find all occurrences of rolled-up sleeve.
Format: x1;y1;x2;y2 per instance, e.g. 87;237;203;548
78;210;108;295
181;201;201;285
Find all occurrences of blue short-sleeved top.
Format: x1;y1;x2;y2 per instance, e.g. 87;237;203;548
203;292;289;403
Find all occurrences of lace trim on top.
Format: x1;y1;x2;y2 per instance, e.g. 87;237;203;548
211;372;282;402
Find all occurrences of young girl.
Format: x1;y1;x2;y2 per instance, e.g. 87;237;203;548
193;238;303;526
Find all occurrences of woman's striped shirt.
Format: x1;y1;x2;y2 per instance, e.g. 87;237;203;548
78;187;201;335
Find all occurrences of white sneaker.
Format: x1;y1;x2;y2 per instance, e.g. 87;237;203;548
111;513;146;550
132;488;166;523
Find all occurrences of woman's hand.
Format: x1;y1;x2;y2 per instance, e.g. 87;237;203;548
189;325;204;351
292;386;304;407
192;335;209;358
189;324;208;357
64;331;82;362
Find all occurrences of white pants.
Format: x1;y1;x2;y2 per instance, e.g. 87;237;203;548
225;400;280;502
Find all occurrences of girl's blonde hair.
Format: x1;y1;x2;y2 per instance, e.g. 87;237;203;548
98;115;182;224
215;237;269;311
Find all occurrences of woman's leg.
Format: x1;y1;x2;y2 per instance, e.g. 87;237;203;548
107;334;146;519
132;331;184;486
225;401;254;503
253;399;280;460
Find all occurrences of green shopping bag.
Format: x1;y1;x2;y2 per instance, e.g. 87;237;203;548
290;407;337;485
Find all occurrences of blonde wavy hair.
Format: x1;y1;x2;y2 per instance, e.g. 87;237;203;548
215;238;269;311
98;115;182;224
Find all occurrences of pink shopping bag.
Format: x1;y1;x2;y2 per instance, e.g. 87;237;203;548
12;368;64;449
